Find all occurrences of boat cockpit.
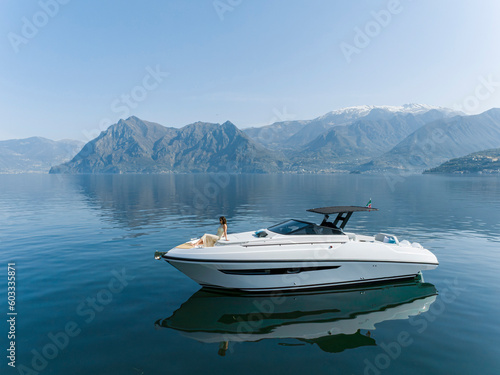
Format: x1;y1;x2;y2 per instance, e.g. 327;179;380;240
266;206;378;237
268;219;344;236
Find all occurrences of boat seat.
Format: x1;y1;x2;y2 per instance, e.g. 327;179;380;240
305;226;316;234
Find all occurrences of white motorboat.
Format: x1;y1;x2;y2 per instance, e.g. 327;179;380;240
155;206;438;291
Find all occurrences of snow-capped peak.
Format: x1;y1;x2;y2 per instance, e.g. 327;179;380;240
318;103;455;121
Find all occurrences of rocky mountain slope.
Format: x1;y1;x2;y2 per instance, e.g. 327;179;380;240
243;104;457;150
242;120;309;150
359;109;500;173
50;116;284;173
292;108;453;170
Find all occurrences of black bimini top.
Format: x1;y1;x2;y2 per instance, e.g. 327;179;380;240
307;206;378;230
307;206;378;214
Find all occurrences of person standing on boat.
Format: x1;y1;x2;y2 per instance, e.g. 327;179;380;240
194;216;228;247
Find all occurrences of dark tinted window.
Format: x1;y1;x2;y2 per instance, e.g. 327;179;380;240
268;220;311;234
268;220;345;235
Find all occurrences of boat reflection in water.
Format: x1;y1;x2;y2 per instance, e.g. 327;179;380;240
155;279;437;354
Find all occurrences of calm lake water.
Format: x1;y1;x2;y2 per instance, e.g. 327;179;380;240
1;174;500;375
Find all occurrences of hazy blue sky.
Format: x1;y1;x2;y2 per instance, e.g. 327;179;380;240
2;0;500;141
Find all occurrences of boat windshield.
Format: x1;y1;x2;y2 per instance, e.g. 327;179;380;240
268;219;345;235
268;220;315;235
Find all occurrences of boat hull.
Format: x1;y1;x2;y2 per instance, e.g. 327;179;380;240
165;257;437;291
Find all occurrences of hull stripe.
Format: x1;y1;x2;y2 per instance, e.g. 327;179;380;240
165;256;438;266
219;265;341;276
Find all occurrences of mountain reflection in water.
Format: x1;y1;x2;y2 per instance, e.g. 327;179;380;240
155;280;437;355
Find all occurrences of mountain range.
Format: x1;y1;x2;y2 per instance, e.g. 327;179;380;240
0;137;83;173
243;104;454;150
3;104;500;174
288;108;455;171
359;108;500;173
50;117;284;174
